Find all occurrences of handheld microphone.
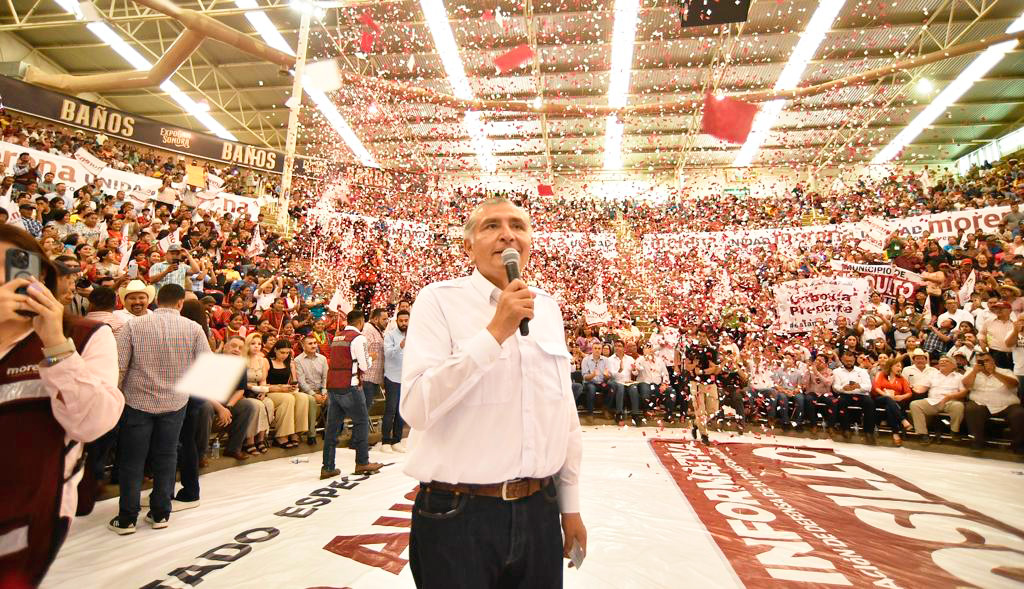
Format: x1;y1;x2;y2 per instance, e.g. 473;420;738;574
501;247;529;336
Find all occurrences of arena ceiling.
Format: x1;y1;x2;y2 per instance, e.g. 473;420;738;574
2;0;1023;175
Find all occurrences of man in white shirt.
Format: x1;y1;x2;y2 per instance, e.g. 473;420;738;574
606;340;641;425
400;196;586;588
114;280;154;323
962;353;1024;453
980;301;1015;370
902;348;938;390
830;349;877;443
937;297;975;329
908;356;965;442
633;343;677;422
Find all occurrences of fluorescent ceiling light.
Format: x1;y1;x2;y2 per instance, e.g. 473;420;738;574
603;116;625;170
53;2;237;140
419;0;495;171
232;0;378;168
602;0;640;170
733;0;847;167
86;22;151;71
872;10;1024;164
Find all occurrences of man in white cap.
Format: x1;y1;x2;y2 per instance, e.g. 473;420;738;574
115;280;155;323
908;355;965;443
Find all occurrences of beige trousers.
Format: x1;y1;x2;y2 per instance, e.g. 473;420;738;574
245;397;273;437
268;391;309;437
909;399;964;434
689;383;720;436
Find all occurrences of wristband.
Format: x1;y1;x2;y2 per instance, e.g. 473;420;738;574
42;337;76;357
40;351;74;368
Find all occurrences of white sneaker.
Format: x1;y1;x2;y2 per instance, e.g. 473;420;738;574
380;444;394;453
171;499;200;512
391;442;407;453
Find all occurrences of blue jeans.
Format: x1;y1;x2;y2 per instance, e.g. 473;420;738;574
834;393;876;433
752;388;778;420
876;396;907;434
322;387;369;471
579;382;604;412
381;378;405;445
117;405;187;523
637;383;677;415
608;382;640;414
362;381;380;413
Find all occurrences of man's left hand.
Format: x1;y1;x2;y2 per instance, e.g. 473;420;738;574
561;512;587;566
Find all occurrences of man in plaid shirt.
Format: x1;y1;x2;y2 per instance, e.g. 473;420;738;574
109;284;211;535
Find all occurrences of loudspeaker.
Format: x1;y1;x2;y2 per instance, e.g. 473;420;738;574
679;0;752;28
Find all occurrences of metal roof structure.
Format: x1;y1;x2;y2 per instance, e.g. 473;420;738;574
3;0;1022;174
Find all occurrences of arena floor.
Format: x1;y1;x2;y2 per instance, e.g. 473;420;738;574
44;427;1024;589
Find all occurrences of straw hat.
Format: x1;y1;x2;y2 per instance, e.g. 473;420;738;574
118;279;155;306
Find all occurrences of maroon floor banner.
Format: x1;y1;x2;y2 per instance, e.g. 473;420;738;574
650;440;1024;588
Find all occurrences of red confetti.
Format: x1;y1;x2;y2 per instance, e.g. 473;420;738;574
360;31;375;53
494;44;534;73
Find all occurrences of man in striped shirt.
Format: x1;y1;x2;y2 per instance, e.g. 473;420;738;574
110;284;211;535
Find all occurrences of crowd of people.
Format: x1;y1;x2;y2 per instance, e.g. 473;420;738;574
1;111;1023;550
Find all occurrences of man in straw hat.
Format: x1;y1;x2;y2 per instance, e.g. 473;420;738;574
115;279;155;323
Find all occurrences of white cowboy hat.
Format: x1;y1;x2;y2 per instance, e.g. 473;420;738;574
118;279;156;306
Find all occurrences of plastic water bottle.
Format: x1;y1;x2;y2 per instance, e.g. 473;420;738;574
211;439;221;459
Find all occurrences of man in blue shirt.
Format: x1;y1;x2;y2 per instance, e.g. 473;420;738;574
378;309;409;452
580;345;608;422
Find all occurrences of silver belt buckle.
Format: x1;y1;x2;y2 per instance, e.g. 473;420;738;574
501;478;523;501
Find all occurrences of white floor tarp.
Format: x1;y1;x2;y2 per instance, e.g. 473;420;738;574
43;427;1024;589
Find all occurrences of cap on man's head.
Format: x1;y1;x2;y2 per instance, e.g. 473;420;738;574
992;300;1012;310
167;244;183;252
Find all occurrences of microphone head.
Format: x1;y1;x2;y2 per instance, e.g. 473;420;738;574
501;248;520;266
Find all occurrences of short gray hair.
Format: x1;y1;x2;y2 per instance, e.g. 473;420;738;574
462;196;528;244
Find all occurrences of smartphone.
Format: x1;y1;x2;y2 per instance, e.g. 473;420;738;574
5;247;43;317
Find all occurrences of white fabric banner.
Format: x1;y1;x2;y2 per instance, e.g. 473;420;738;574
774;276;871;333
828;260;924;303
73;147;107;176
41;429;1024;589
959;270;977;305
0;140;256;214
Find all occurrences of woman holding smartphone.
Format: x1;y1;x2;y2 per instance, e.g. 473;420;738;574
0;224;123;586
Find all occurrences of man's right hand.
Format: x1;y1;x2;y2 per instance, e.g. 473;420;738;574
487;279;535;344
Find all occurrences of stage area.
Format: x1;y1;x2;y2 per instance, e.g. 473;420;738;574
44;428;1024;589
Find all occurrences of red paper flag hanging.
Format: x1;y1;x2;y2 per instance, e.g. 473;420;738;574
360;30;375;53
537;183;554;196
359;10;381;33
701;93;758;144
494;44;534;73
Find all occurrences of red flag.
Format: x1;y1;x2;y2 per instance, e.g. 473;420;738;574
701;93;758;144
494;44;534;73
537;183;554;196
360;30;375;53
359;10;381;33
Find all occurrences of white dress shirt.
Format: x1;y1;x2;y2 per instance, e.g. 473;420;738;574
606;353;635;384
969;368;1020;414
634;355;669;385
925;371;964;404
400;270;582;513
831;365;872;395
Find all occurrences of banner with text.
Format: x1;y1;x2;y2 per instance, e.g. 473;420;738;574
642;206;1012;259
0;140;258;215
774;276;869;333
651;440;1024;589
828;260;924;303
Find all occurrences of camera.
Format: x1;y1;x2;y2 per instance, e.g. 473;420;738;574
9;249;29;269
